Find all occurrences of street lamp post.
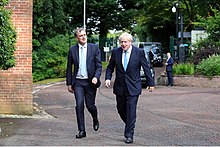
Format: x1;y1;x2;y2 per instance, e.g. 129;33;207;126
68;16;73;48
83;0;86;29
179;10;185;63
180;10;184;44
172;0;185;63
172;3;179;41
172;1;179;62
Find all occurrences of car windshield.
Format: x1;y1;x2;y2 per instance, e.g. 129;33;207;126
139;43;162;53
152;47;160;54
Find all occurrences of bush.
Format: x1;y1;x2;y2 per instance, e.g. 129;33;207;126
192;38;220;65
33;34;76;82
173;63;195;75
192;9;220;65
196;54;220;77
0;0;17;70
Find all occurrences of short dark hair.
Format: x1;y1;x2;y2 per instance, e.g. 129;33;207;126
74;27;86;37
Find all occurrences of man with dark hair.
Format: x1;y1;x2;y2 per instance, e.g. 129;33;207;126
66;28;102;138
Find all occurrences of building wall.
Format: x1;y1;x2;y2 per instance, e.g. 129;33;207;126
191;30;208;50
0;0;33;115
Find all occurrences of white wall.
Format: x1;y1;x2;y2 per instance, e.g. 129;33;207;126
191;30;208;50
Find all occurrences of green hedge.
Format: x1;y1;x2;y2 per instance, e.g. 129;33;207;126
33;34;76;82
196;54;220;77
173;55;220;78
173;63;195;75
0;0;17;70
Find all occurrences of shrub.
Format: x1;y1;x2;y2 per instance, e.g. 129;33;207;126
173;63;195;75
0;0;17;70
192;38;220;65
196;54;220;77
33;34;76;82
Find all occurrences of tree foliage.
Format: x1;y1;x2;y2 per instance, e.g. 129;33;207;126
33;0;67;49
197;9;220;41
192;8;220;65
33;34;74;82
32;0;220;81
133;0;220;50
0;0;17;70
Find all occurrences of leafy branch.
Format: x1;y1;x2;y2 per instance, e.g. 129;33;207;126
0;0;17;70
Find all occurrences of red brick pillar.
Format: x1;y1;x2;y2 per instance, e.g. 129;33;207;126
0;0;33;115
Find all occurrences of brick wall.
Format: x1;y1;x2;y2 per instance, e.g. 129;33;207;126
158;75;220;88
0;0;33;115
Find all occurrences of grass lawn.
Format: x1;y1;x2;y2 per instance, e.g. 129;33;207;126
33;78;65;84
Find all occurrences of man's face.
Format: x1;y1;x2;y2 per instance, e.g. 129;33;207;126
120;37;132;51
76;30;87;45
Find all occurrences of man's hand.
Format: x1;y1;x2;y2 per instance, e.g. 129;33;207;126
68;85;74;93
105;80;111;88
92;77;98;84
147;86;155;92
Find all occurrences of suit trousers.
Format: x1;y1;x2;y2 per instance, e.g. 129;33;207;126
167;71;173;85
73;79;98;131
116;87;139;139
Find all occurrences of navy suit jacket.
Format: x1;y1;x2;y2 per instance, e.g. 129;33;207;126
66;43;102;88
105;45;155;96
166;57;174;72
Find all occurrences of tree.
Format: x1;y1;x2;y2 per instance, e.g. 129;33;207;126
63;0;140;59
199;9;220;41
33;0;67;49
131;0;220;50
86;0;135;56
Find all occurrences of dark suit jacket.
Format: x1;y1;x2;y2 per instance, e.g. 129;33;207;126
105;45;155;96
66;43;102;88
166;57;174;72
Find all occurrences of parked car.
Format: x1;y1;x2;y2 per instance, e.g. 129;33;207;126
140;65;155;88
138;42;163;67
139;47;155;88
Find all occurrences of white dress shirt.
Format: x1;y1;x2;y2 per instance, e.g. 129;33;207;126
77;43;88;79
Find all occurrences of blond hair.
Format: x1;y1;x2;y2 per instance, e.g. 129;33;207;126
119;32;133;42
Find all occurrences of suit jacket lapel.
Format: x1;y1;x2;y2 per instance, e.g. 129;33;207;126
118;48;123;69
126;45;135;70
86;44;91;66
74;44;80;66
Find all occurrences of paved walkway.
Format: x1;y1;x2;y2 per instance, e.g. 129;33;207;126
0;69;220;146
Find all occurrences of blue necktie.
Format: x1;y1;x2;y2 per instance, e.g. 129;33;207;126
124;51;128;71
80;46;87;76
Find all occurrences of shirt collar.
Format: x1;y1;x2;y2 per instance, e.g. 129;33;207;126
79;43;87;49
124;45;132;53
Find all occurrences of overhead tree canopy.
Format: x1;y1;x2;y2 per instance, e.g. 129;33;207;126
33;0;67;49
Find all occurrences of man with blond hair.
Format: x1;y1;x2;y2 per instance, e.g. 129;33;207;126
105;32;155;143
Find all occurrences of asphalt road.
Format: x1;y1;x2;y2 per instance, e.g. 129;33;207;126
0;67;220;146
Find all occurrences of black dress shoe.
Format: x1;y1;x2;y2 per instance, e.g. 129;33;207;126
125;137;133;144
93;119;99;131
76;131;86;139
